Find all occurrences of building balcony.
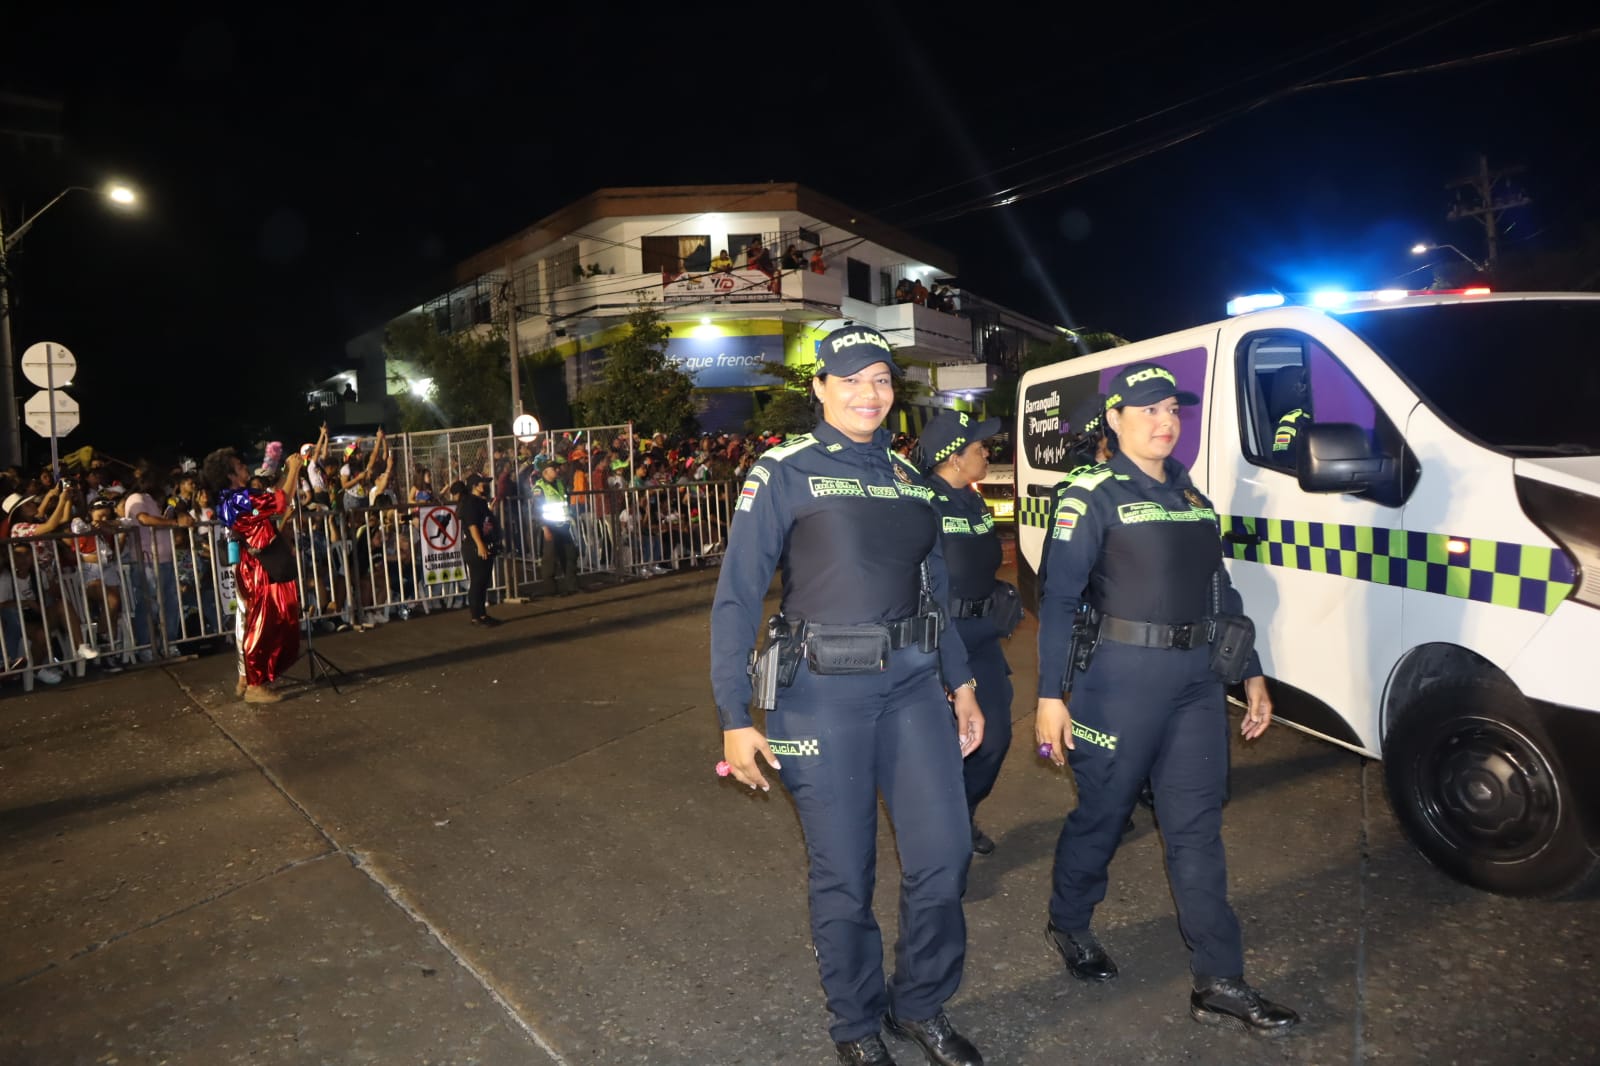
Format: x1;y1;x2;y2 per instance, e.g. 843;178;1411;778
538;267;843;324
841;297;973;362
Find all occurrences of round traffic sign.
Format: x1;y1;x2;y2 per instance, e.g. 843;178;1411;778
512;413;540;442
21;342;76;389
24;389;80;437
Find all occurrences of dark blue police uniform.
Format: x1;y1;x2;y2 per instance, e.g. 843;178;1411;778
1036;450;1260;981
711;420;978;1045
917;410;1014;844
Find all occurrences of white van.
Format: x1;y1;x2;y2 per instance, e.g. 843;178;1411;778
1015;291;1600;898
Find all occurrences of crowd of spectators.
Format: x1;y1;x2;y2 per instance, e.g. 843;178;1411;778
892;277;958;313
0;426;796;688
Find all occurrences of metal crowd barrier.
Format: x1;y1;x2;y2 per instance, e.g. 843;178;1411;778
0;482;736;693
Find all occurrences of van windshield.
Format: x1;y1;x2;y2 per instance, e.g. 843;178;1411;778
1337;300;1600;456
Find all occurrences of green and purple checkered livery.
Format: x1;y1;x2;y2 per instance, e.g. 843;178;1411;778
1219;515;1576;615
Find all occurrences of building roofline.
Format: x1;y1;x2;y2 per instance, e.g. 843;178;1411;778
455;183;957;281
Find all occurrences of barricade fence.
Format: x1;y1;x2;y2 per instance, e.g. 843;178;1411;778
0;481;735;692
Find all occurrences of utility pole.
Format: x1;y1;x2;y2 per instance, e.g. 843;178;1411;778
1447;154;1531;273
0;209;18;467
502;264;524;427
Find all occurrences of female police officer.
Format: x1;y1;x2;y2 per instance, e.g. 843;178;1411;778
1033;361;1299;1036
712;325;987;1066
917;409;1015;858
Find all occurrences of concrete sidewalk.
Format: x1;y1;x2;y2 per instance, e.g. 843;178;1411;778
2;568;1597;1065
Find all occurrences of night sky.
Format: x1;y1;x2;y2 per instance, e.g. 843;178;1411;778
6;4;1598;462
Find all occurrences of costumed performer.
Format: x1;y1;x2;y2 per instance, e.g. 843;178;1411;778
203;445;303;704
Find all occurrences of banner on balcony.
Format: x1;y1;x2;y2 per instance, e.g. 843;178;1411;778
665;333;782;389
662;269;781;305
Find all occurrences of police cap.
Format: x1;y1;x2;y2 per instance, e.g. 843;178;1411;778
1104;361;1199;409
1069;393;1109;438
815;325;902;378
917;409;1001;472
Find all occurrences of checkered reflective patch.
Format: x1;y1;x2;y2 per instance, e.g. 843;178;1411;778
767;737;820;758
1220;515;1577;615
1018;496;1054;529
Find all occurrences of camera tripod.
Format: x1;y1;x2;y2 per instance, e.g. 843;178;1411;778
297;609;349;693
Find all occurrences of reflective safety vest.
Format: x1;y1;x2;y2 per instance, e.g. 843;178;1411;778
534;479;570;524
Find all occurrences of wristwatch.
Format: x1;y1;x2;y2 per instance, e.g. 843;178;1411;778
957;678;978;693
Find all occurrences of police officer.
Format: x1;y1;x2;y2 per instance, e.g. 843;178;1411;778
1269;365;1313;461
532;457;579;595
1033;361;1299;1036
712;325;987;1066
916;409;1013;857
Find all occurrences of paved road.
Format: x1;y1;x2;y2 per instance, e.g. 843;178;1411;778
1;565;1596;1065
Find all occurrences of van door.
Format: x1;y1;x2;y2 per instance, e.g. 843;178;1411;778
1208;319;1415;755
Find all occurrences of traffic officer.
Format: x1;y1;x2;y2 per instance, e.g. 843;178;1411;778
712;324;987;1066
1033;361;1299;1036
916;409;1014;858
532;457;578;595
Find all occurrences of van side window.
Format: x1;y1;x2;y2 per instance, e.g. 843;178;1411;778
1238;332;1383;475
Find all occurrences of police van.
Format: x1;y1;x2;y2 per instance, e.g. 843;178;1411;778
1014;290;1600;898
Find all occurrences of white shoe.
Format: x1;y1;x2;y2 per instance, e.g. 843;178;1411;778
77;643;100;660
136;649;155;664
36;666;63;685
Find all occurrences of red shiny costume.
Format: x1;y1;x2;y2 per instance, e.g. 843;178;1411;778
234;488;300;684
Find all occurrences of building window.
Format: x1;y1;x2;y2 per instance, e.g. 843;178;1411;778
549;246;580;288
642;234;711;275
846;258;871;302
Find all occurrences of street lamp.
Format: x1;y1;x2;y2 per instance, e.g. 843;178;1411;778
1411;241;1486;273
0;182;139;465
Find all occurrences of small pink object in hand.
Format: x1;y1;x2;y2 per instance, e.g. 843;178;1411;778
1037;743;1054;758
715;761;732;777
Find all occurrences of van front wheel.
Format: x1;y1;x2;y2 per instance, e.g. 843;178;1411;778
1384;682;1600;898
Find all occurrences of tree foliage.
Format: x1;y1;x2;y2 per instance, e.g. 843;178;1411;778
384;314;514;433
574;304;698;436
750;360;818;437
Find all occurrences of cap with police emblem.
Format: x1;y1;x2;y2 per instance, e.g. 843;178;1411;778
815;325;902;378
1104;361;1199;409
1069;393;1109;438
917;408;1001;473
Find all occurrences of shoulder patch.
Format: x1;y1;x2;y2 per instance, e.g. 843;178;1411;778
1065;464;1115;492
764;434;820;462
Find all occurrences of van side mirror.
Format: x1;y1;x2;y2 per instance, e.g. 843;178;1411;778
1298;423;1398;496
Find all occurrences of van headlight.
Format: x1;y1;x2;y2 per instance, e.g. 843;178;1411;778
1516;476;1600;608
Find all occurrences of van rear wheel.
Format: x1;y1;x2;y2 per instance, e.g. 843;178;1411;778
1384;681;1600;898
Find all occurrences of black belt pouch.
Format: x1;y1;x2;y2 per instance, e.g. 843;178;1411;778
806;626;892;675
989;581;1024;638
1208;614;1255;684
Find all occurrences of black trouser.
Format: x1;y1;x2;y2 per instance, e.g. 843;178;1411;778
1049;640;1243;978
465;552;492;619
953;617;1012;824
541;525;578;592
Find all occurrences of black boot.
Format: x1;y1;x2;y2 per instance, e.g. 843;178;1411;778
970;823;995;856
835;1032;897;1065
884;1010;983;1066
1189;976;1300;1037
1044;921;1119;981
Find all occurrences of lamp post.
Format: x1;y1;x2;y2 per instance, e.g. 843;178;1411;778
1410;241;1487;273
0;182;139;466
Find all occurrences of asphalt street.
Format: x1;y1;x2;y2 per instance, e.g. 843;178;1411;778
1;562;1596;1065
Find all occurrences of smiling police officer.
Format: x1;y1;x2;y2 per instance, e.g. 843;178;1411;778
712;325;987;1066
1033;361;1299;1037
916;409;1016;858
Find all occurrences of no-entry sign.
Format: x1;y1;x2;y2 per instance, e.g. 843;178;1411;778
420;505;465;583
